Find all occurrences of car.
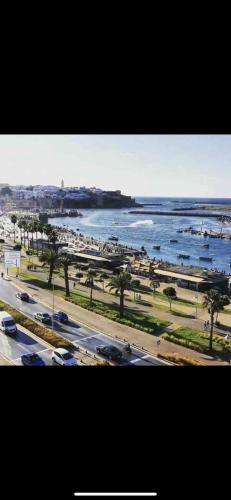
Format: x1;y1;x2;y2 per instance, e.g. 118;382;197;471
53;311;69;323
21;353;45;366
34;312;52;324
96;344;123;361
52;348;77;366
16;292;30;302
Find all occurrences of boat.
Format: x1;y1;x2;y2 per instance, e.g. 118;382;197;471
153;245;161;250
108;236;119;241
199;256;213;262
170;239;178;243
202;243;209;248
177;254;190;259
176;229;183;233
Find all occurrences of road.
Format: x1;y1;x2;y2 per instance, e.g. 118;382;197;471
0;277;169;366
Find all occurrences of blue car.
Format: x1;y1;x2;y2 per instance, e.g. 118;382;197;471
53;311;69;324
21;353;45;366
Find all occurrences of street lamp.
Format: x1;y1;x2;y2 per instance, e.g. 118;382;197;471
195;283;199;318
52;277;55;331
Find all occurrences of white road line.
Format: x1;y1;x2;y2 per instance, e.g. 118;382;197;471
74;494;157;497
130;354;151;364
78;333;103;341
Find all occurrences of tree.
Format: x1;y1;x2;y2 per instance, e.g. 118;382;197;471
58;253;73;297
28;221;35;251
163;286;177;311
39;248;60;285
215;294;230;323
131;279;141;300
33;220;40;255
85;269;95;308
100;272;109;291
17;220;23;245
10;214;17;242
20;219;27;247
203;289;230;350
48;230;59;249
107;272;132;318
150;279;160;296
1;187;12;196
37;222;45;254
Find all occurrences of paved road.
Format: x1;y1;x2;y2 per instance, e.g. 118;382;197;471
0;277;169;366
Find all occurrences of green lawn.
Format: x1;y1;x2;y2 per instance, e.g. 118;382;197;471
18;270;170;335
67;291;170;335
161;326;231;355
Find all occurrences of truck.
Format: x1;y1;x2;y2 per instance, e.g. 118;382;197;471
0;311;17;335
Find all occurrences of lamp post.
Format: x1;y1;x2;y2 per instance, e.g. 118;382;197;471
195;283;199;319
52;277;55;331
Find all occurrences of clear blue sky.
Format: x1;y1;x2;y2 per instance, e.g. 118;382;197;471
0;135;230;197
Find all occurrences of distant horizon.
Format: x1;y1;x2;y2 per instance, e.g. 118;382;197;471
2;183;231;200
1;135;231;197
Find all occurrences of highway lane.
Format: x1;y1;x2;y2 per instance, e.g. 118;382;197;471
0;277;169;366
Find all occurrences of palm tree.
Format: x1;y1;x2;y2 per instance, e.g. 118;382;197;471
100;272;109;291
48;230;59;250
20;220;27;247
163;287;177;311
215;294;230;323
150;279;160;296
107;272;132;318
37;222;45;254
11;214;17;242
33;220;40;255
131;279;141;300
58;253;73;297
28;221;35;252
17;220;23;245
85;269;95;308
203;289;230;350
39;248;60;285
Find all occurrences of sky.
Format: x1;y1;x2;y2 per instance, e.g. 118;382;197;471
0;134;230;197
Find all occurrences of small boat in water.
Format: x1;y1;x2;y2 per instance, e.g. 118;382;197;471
108;235;119;241
202;243;209;248
153;245;161;250
199;256;213;262
177;254;190;259
176;229;183;233
170;239;178;243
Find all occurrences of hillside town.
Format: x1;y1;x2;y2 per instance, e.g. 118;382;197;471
0;181;140;210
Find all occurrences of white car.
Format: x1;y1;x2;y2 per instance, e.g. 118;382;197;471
52;348;77;366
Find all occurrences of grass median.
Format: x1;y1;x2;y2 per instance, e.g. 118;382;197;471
0;299;73;350
18;271;171;335
161;326;231;356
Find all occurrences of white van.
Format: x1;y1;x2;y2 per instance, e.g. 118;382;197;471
0;311;17;335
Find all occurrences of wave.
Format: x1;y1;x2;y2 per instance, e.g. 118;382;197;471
129;219;154;227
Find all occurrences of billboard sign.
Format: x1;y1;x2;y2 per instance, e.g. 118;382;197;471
4;251;21;268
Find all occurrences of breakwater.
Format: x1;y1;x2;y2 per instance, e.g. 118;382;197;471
129;210;231;220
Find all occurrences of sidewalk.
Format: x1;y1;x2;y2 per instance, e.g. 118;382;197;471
7;273;229;365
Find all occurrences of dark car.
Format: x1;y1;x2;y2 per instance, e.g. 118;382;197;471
53;311;69;323
34;312;52;324
16;292;29;302
96;345;123;361
21;353;45;366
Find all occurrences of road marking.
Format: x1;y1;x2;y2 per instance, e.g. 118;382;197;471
79;333;103;341
130;354;151;364
74;494;157;497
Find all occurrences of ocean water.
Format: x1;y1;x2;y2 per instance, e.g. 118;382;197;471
50;197;231;274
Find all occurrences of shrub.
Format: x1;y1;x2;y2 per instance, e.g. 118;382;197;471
157;352;204;366
0;299;73;350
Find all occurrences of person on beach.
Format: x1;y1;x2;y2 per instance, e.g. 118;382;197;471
207;320;209;328
204;321;207;330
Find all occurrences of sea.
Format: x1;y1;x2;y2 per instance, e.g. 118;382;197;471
50;197;231;275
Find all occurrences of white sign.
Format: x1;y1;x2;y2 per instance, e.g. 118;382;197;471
4;251;21;268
